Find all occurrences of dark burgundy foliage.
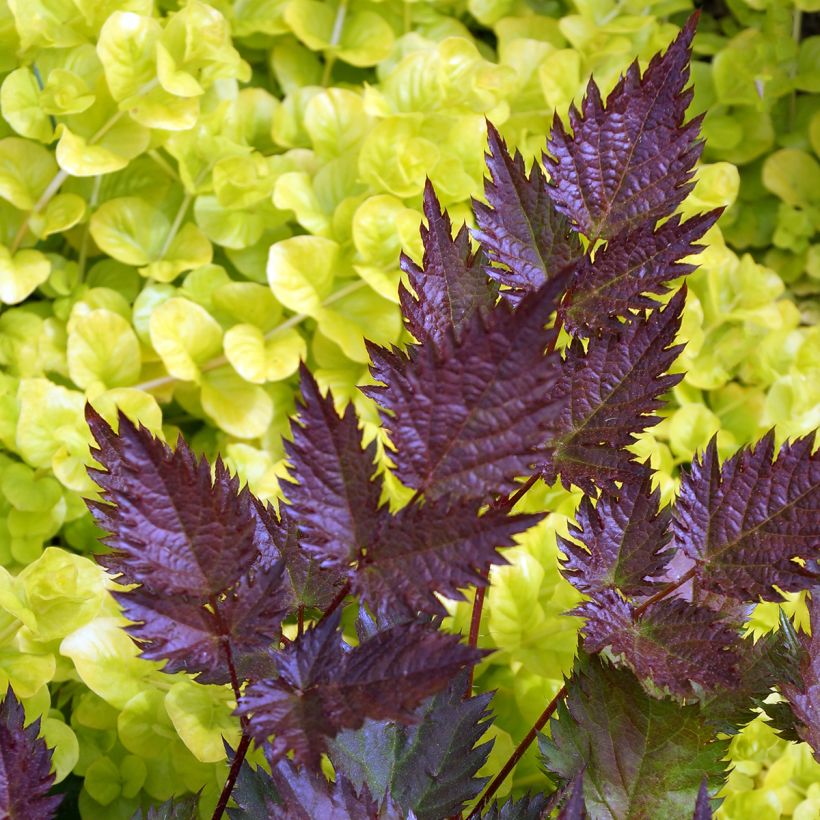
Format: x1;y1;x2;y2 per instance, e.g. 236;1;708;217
557;775;586;820
672;432;820;599
401;180;495;345
575;590;740;699
473;123;581;299
692;779;713;820
237;612;483;768
781;593;820;762
86;406;259;600
560;211;720;336
544;289;686;492
0;688;62;820
559;475;672;597
283;364;383;570
266;759;389;819
57;13;819;820
366;282;565;502
546;14;703;240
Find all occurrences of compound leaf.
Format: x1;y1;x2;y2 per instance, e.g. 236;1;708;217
671;432;820;600
544;289;685;492
366;284;564;502
539;655;727;820
239;613;483;768
400;180;494;345
86;406;258;600
561;212;720;336
559;475;672;597
266;759;383;819
0;687;62;820
354;499;541;617
576;590;740;699
283;366;384;569
473;123;581;299
546;14;703;240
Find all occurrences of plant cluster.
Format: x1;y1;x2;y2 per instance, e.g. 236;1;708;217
0;0;817;816
4;16;818;819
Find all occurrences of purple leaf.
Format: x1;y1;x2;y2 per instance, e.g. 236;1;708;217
266;759;387;819
238;613;483;768
782;592;820;762
545;13;703;240
544;288;685;492
576;590;740;699
354;499;542;616
559;475;672;597
672;432;820;600
116;556;288;685
400;180;494;345
557;774;586;820
251;500;343;612
561;211;720;336
0;688;62;820
366;283;564;501
86;406;258;601
473;123;582;298
284;366;384;569
692;778;712;820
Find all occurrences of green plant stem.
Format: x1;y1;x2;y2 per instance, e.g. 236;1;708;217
77;174;103;277
789;9;803;130
158;193;193;261
321;0;348;86
468;684;567;817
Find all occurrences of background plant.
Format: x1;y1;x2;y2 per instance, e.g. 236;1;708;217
0;0;816;817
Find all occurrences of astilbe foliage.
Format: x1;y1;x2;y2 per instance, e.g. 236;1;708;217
0;12;809;819
0;687;62;820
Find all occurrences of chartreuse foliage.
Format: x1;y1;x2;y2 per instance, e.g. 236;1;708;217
0;0;817;817
0;14;811;820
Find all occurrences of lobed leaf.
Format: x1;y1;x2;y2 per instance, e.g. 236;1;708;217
354;498;542;617
539;655;727;820
86;406;258;601
559;475;672;597
0;687;62;820
283;366;384;569
560;211;720;336
576;590;740;699
545;13;703;240
671;432;820;600
543;289;686;492
366;283;564;501
473;123;581;299
331;675;493;820
781;593;820;762
238;613;483;768
400;180;494;345
266;759;386;819
251;500;342;612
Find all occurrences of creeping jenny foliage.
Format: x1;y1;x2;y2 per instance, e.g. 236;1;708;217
0;0;816;817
